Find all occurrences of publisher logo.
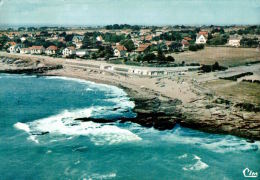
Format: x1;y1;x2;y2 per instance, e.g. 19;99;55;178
243;168;258;178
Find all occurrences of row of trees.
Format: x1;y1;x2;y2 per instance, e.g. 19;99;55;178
207;34;229;45
136;50;175;64
105;24;140;31
240;37;259;48
189;44;204;51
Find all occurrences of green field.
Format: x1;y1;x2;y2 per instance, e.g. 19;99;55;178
203;80;260;105
173;47;260;67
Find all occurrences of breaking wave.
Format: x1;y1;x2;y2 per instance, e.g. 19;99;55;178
14;107;141;145
182;155;209;171
161;126;260;153
14;76;140;145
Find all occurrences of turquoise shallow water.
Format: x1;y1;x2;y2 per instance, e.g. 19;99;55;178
0;74;259;180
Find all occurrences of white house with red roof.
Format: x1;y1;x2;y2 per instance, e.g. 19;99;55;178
20;48;31;54
228;35;242;47
9;44;22;53
62;46;76;57
135;43;151;54
30;46;45;54
114;45;127;57
181;39;190;50
45;45;58;55
196;31;208;44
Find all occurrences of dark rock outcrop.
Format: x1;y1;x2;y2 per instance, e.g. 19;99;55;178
75;117;115;123
74;96;182;131
0;65;63;75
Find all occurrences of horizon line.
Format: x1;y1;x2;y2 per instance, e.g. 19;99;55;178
0;23;259;29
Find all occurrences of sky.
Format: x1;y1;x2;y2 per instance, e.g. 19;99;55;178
0;0;259;26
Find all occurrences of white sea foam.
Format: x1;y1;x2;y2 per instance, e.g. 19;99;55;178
178;153;188;159
85;87;93;91
161;126;260;153
14;108;141;145
45;76;90;84
1;74;36;79
183;155;209;171
74;160;80;165
81;172;117;180
14;75;139;145
28;135;39;144
14;122;30;132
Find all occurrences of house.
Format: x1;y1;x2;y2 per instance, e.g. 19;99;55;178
135;43;151;54
9;45;21;53
96;36;103;42
183;37;192;41
20;37;27;42
20;48;31;54
30;46;45;54
114;45;127;57
181;39;190;50
6;41;16;47
75;41;83;49
164;41;173;50
62;46;76;57
195;31;208;44
145;35;153;41
72;35;84;44
45;45;58;55
228;35;241;47
155;31;163;36
76;49;89;57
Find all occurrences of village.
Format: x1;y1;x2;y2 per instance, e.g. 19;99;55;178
0;25;259;68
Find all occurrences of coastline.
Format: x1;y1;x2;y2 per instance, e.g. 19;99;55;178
1;53;260;140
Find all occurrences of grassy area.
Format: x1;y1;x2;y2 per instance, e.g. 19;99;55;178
203;80;260;105
172;47;260;67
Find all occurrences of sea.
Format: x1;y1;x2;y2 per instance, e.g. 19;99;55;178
0;73;259;180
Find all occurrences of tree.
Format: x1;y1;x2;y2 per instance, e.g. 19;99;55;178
42;41;55;48
157;49;167;62
189;44;198;51
103;33;125;43
13;37;21;43
59;32;66;37
18;27;26;31
121;39;135;52
240;37;258;48
27;27;37;32
66;41;74;47
40;31;49;37
7;28;14;32
23;40;33;47
34;38;45;46
104;46;114;59
207;35;228;45
0;35;9;50
82;35;92;48
169;42;182;52
166;56;175;62
136;55;143;62
143;53;156;62
65;34;74;42
54;41;66;48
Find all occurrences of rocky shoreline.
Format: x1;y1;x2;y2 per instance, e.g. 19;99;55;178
0;55;259;141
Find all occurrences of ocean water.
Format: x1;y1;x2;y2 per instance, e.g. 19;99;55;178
0;74;259;180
